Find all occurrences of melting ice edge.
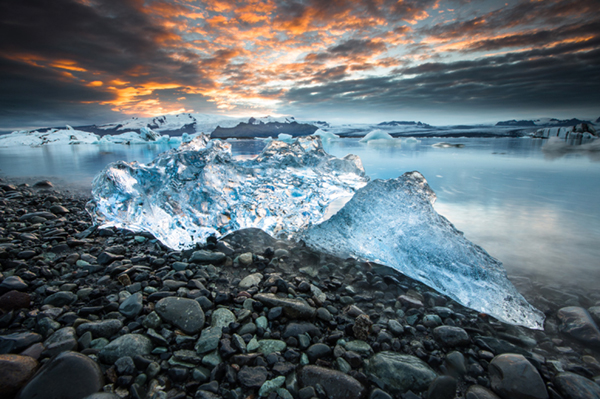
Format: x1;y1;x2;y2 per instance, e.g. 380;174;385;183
89;134;545;329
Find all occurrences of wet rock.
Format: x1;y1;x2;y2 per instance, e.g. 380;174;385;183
99;334;153;364
475;336;531;357
433;326;470;347
466;385;501;399
365;352;436;394
97;251;124;266
299;365;366;399
0;276;28;292
557;306;600;347
259;376;286;397
0;332;43;354
257;339;287;355
238;365;268;389
306;343;332;363
43;291;77;307
155;296;205;335
344;340;373;358
0;354;38;398
427;376;457;399
119;292;143;318
239;273;263;289
43;327;78;357
254;293;316;319
554;372;600;399
211;308;236;329
196;327;223;354
50;205;70;215
190;250;226;263
283;323;321;339
77;319;123;339
489;354;548;399
16;351;103;399
0;290;31;311
353;314;372;340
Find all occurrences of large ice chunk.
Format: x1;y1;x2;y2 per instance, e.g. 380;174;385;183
300;171;545;329
89;135;368;250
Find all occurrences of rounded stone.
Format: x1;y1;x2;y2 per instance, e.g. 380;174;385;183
155;296;205;335
0;354;38;397
489;354;548;399
119;292;143;318
76;319;124;339
466;385;501;399
365;351;436;394
433;326;470;347
17;351;103;399
306;343;332;363
427;375;457;399
299;365;365;399
99;334;153;364
211;308;235;329
554;372;600;399
238;273;263;289
0;290;31;311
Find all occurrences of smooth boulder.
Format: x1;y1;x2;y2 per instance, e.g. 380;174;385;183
557;306;600;347
155;297;205;335
365;351;436;394
17;351;103;399
488;354;548;399
299;365;366;399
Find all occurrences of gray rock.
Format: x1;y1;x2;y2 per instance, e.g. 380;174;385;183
97;251;124;266
588;306;600;325
119;292;143;318
388;320;404;336
195;327;222;354
254;293;316;319
257;339;287;355
344;340;373;357
42;327;78;357
316;307;332;322
489;354;548;399
259;376;286;397
50;205;70;214
0;276;28;291
190;250;226;263
0;332;43;354
427;376;457;399
365;351;436;394
155;297;205;335
466;385;501;399
77;319;124;339
475;336;531;357
211;308;235;329
283;323;321;339
239;273;263;289
306;343;332;362
299;365;366;399
238;365;268;389
444;351;466;377
17;351;103;399
82;394;120;399
433;326;470;347
422;314;442;328
98;334;153;364
554;372;600;399
557;306;600;347
43;291;77;307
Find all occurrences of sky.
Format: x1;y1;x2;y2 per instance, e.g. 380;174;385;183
1;0;599;131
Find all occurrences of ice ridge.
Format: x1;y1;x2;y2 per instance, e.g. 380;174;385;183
300;172;545;329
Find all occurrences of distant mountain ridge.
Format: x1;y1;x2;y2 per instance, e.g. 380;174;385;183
378;121;431;127
496;118;594;127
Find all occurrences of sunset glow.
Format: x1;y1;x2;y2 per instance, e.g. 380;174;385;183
1;0;599;130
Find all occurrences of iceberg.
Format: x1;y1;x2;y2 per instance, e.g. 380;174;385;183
89;135;368;250
0;128;100;147
89;135;544;329
301;172;544;329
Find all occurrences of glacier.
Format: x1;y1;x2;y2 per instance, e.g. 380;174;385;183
89;135;545;329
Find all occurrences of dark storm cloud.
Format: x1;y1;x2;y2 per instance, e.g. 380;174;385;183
284;46;600;114
305;39;387;62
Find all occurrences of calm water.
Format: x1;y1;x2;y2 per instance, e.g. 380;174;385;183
1;137;599;289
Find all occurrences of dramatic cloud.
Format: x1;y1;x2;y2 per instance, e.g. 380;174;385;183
0;0;599;129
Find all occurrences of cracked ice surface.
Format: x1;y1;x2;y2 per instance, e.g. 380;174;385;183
301;171;545;329
89;135;368;250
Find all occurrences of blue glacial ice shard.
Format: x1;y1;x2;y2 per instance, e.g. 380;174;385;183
89;135;368;250
300;171;545;329
89;135;544;329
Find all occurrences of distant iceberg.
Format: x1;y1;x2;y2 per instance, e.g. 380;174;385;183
89;135;545;329
359;129;401;145
0;128;100;147
312;129;339;142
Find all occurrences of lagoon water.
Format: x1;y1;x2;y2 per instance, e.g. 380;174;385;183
1;137;599;290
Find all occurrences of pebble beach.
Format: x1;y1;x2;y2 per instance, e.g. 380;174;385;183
1;179;600;399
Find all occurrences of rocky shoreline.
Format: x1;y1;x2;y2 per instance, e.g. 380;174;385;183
1;180;600;399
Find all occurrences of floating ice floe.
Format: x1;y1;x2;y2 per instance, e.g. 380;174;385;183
359;129;401;145
312;129;340;142
89;135;545;329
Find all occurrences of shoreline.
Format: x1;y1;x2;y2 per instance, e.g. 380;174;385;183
1;179;600;399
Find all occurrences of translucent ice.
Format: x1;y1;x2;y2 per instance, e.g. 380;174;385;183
89;135;544;329
89;135;368;250
300;171;545;329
